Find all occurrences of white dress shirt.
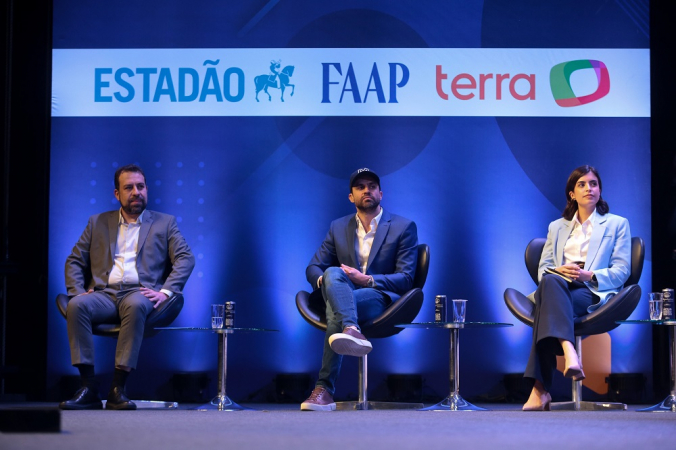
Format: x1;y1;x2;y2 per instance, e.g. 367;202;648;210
108;210;144;286
563;208;597;265
108;209;173;297
355;207;383;274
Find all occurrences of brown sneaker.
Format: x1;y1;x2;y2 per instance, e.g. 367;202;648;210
328;327;372;357
300;386;336;411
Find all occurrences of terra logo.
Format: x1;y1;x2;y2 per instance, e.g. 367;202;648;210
549;59;610;107
254;59;296;102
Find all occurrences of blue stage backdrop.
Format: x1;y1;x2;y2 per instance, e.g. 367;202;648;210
48;0;651;401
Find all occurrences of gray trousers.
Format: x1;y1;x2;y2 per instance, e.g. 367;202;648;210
524;275;596;391
66;287;154;369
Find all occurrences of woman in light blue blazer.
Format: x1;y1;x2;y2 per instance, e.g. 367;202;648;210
523;165;631;411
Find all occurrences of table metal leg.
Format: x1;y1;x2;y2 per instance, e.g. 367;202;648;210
421;328;487;411
639;325;676;412
359;355;367;410
194;331;252;411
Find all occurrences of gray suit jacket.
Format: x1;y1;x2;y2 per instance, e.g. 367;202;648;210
306;209;418;303
65;209;195;296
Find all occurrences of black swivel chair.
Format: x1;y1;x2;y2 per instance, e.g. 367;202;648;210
56;292;184;408
296;243;430;410
504;236;644;411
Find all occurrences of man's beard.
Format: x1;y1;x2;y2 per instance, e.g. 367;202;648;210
122;197;146;215
356;197;380;213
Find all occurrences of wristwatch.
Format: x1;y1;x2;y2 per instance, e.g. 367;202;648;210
367;276;376;288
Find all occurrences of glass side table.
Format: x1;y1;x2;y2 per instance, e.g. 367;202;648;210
156;327;278;411
396;322;513;411
616;319;676;412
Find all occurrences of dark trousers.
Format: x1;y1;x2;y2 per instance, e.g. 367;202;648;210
524;275;596;391
66;287;153;369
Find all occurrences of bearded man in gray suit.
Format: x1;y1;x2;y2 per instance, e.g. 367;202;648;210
59;164;195;410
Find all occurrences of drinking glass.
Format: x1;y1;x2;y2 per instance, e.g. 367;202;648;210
649;293;663;321
452;299;467;323
212;304;225;329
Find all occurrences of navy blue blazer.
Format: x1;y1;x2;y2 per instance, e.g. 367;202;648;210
306;209;418;303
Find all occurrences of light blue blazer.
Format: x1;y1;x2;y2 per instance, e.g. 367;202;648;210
530;212;631;313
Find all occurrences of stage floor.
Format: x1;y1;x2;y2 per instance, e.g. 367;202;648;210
1;403;674;450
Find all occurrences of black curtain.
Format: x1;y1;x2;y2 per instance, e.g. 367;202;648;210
0;0;52;400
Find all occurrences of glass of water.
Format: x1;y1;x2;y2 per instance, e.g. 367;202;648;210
649;293;663;321
452;299;467;323
212;304;225;329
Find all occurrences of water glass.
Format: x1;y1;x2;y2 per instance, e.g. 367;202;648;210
452;299;467;323
212;304;225;329
649;293;663;321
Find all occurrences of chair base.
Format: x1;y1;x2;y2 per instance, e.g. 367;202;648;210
126;400;179;409
192;395;253;411
420;394;487;411
550;401;626;411
336;401;424;411
637;395;676;412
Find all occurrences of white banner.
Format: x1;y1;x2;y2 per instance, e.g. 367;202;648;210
51;48;650;117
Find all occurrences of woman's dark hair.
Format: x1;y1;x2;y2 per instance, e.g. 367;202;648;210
562;165;609;220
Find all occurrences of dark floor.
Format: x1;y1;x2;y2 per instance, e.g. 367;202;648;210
1;402;675;450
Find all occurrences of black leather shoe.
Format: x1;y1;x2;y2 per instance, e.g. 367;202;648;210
59;386;103;410
105;386;137;410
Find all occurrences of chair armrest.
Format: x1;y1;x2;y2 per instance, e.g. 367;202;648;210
296;290;327;332
147;293;184;328
56;293;69;318
574;284;642;335
361;288;424;339
504;288;535;327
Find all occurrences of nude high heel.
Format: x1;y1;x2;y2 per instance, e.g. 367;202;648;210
522;392;552;411
563;363;586;381
561;340;585;381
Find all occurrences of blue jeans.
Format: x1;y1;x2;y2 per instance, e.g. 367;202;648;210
316;267;389;395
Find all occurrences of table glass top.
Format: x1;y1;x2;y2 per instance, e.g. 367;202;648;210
396;321;513;329
155;327;278;333
616;320;676;326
